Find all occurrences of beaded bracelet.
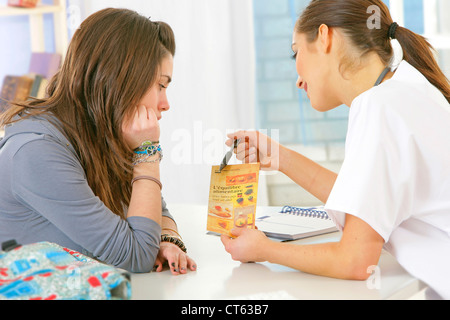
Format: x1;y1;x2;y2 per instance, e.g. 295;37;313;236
161;234;187;253
132;152;163;166
134;141;161;155
132;142;163;166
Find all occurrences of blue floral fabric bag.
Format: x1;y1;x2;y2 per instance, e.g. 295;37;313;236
0;240;131;300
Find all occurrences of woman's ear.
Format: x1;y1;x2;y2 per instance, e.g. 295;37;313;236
317;24;332;54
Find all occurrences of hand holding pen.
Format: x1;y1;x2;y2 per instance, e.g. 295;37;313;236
225;131;281;172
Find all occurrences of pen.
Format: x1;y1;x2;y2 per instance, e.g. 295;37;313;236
217;139;241;173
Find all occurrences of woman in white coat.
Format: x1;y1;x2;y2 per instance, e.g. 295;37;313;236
221;0;450;299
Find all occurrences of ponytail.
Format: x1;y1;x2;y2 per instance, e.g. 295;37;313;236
395;26;450;103
296;0;450;104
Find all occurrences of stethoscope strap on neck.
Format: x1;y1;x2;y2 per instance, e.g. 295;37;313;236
374;67;391;86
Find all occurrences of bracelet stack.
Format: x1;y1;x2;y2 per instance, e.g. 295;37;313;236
132;141;163;166
161;234;187;253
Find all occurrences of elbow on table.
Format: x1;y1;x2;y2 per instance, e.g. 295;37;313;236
346;264;374;281
112;242;160;274
333;246;381;281
121;251;158;274
341;255;381;281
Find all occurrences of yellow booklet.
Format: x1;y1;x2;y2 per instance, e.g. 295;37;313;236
207;163;260;237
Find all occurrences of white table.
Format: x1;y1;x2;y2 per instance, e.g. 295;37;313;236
131;204;425;300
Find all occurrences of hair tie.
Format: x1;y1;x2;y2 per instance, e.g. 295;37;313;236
154;21;161;34
388;22;399;39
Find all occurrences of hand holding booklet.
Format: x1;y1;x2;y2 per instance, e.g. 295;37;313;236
206;139;337;241
255;206;338;241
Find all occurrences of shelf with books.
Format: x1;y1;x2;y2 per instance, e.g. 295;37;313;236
0;0;68;117
0;1;67;116
0;52;60;114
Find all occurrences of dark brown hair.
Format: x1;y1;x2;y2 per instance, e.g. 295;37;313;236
296;0;450;103
0;8;176;218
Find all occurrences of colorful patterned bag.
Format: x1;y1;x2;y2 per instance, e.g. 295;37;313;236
0;240;131;300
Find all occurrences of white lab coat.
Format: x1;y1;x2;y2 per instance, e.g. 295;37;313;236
325;61;450;299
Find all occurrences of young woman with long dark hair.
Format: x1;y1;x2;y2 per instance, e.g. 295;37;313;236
0;8;196;275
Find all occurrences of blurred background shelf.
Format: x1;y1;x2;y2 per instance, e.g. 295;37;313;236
0;4;62;16
0;0;68;60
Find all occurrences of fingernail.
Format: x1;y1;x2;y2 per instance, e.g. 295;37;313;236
171;262;176;268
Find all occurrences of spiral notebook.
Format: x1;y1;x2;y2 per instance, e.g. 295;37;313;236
256;206;338;241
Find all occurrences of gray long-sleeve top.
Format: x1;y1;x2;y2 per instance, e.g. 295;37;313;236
0;116;173;273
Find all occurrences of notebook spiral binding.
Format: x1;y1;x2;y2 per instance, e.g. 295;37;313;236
280;206;330;220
